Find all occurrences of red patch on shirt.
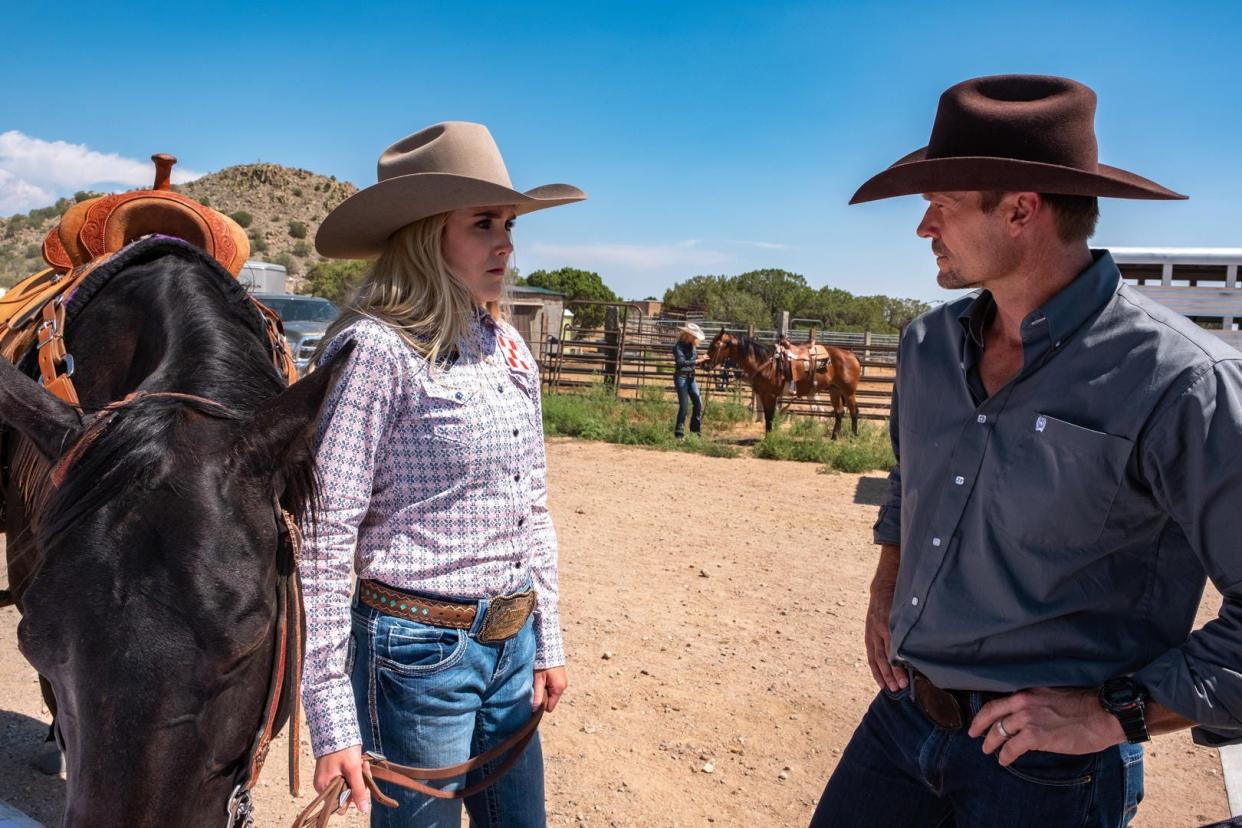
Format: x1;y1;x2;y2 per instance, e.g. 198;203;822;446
497;335;531;372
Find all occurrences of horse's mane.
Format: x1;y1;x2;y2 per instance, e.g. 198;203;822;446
35;248;318;547
735;334;773;363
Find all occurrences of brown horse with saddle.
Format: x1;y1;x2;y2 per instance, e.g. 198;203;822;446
705;329;861;438
0;157;532;827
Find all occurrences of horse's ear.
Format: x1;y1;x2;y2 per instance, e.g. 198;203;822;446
0;358;82;461
235;340;356;478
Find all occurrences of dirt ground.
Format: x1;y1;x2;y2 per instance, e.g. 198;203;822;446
0;439;1229;826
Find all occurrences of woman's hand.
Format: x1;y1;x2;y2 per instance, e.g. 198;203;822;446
313;745;370;816
533;666;568;712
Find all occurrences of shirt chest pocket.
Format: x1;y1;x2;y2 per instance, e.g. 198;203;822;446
419;380;481;446
988;414;1133;550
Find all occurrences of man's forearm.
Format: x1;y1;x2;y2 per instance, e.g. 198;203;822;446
1146;701;1194;737
872;544;900;593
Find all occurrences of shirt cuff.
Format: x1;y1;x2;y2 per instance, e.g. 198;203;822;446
873;506;901;546
304;678;364;758
533;610;565;670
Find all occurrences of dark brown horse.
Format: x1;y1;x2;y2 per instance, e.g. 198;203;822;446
0;237;350;827
705;330;860;438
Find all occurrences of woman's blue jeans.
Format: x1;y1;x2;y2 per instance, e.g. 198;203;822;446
810;686;1145;827
348;592;546;827
674;374;702;436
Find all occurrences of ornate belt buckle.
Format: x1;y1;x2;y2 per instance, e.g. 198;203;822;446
477;589;535;643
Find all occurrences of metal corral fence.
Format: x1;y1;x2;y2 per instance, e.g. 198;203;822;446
523;300;898;423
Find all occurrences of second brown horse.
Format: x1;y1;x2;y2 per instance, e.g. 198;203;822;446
705;330;861;438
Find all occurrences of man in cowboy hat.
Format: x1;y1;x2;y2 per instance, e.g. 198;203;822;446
811;74;1242;827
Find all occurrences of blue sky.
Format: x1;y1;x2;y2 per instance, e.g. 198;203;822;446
2;1;1240;303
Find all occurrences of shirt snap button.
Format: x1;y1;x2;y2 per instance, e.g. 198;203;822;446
976;414;987;424
911;596;919;606
932;537;942;547
954;476;965;485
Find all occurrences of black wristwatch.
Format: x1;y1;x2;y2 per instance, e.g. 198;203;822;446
1098;676;1150;743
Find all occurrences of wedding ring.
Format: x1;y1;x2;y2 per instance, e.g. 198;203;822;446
996;718;1013;739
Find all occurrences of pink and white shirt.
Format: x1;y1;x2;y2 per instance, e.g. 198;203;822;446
300;311;562;757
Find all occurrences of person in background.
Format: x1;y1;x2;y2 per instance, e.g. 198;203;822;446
672;322;709;438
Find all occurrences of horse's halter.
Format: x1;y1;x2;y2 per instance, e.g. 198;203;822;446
46;390;305;828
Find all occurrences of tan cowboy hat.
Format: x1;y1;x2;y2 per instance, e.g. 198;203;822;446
316;122;586;259
850;75;1185;204
678;322;706;340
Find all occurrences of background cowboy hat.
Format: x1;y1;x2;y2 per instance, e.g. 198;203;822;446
850;74;1186;204
678;322;706;340
316;121;586;259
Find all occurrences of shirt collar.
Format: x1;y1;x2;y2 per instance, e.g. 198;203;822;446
475;305;499;330
956;249;1122;350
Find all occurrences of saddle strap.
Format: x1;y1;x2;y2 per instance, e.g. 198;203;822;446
290;707;543;828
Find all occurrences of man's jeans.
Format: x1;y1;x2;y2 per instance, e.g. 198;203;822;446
810;686;1144;828
349;593;545;828
674;373;702;436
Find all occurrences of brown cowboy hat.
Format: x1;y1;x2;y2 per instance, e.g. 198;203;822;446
850;74;1186;204
316;121;586;259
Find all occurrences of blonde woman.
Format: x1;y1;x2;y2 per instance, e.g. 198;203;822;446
672;322;710;437
302;122;585;826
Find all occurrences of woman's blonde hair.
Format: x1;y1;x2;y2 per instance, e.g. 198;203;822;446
318;211;505;368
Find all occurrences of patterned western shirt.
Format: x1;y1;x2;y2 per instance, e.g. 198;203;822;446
301;311;562;757
875;250;1242;746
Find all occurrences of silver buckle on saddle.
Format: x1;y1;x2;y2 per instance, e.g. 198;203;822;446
225;785;254;828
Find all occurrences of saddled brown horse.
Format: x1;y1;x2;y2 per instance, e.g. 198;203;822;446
0;234;352;826
705;330;860;438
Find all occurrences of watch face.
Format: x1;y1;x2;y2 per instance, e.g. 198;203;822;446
1101;678;1140;709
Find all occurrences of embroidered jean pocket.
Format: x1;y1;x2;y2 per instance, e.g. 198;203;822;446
375;619;467;677
990;414;1132;550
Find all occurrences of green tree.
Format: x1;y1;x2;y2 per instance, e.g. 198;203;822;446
301;259;368;303
525;267;619;329
733;268;814;318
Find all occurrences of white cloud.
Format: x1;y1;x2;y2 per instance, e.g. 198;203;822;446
0;131;204;214
730;240;790;250
529;239;731;270
0;169;54;215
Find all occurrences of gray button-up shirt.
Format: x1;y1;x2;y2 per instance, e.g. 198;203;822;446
875;250;1242;745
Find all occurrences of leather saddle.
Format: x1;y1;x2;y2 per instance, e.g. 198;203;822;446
0;154;294;404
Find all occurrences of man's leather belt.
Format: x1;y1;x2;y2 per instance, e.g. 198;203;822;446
910;670;1006;730
359;580;535;644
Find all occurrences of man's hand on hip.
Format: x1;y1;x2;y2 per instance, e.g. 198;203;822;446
865;544;906;693
969;687;1125;765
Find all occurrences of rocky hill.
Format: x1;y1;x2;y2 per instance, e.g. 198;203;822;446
0;163;358;290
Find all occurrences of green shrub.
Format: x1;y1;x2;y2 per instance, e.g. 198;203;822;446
292;187;303;197
249;234;268;253
199;195;211;207
754;418;894;472
541;384;739;458
272;252;298;275
301;259;368;303
24;243;40;258
292;240;311;257
230;210;253;228
288;220;307;239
